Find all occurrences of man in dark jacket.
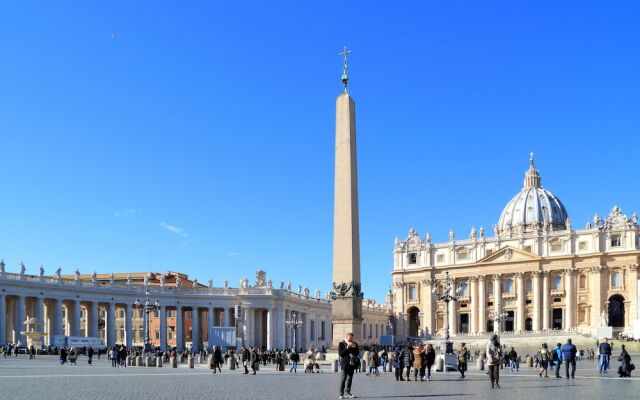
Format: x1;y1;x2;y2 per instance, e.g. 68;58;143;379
338;332;359;399
399;344;414;381
561;338;577;379
242;346;250;374
598;338;612;373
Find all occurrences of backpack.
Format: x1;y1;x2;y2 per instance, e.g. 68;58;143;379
552;350;559;362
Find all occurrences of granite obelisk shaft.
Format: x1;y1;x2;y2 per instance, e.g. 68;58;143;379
331;91;363;346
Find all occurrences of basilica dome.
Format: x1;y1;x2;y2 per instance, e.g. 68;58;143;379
496;154;569;235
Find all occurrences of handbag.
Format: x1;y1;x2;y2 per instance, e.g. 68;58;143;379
348;353;360;368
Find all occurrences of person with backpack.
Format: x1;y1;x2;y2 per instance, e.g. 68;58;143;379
538;343;550;377
486;334;502;389
457;343;469;379
561;338;577;379
553;343;563;378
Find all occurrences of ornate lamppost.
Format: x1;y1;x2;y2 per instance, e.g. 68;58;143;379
285;312;303;351
133;289;160;354
489;311;509;339
431;271;463;355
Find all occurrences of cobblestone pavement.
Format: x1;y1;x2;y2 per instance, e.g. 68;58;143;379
1;355;639;400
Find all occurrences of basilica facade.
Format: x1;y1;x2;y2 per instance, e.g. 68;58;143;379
392;156;640;339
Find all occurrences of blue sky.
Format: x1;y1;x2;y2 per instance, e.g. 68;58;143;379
0;1;639;302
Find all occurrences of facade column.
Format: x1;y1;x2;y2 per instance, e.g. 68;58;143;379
71;300;81;337
159;305;167;350
470;277;477;334
515;273;524;332
175;305;183;351
422;280;434;335
89;302;99;338
191;307;200;352
448;298;457;335
565;269;574;331
627;265;639;327
493;274;501;333
478;276;486;333
53;298;63;342
590;266;604;330
0;295;6;346
532;271;541;332
223;307;230;327
107;302;116;346
542;272;550;331
16;295;26;344
125;304;133;347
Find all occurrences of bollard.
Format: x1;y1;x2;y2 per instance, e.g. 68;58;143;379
388;361;393;373
188;356;194;369
136;356;143;367
476;356;484;371
526;355;533;368
197;355;202;364
332;359;338;373
156;357;162;368
145;356;152;367
229;357;236;370
360;359;366;372
126;356;132;367
170;356;177;368
208;355;214;369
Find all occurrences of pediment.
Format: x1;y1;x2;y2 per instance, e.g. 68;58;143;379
478;246;540;264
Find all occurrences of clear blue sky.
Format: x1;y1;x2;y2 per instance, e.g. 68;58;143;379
1;1;639;302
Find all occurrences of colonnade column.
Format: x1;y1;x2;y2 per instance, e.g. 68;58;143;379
266;309;272;350
469;278;477;334
532;271;541;332
542;272;550;331
159;305;167;350
565;269;574;331
89;302;99;338
478;276;486;333
493;274;501;333
71;300;81;337
175;306;183;351
515;272;524;332
0;295;6;346
53;298;63;342
125;305;133;347
191;307;200;352
107;302;116;346
16;296;26;344
223;307;230;327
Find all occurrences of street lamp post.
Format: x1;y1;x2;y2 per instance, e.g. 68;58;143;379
133;289;160;354
432;271;463;355
489;311;509;339
285;312;303;351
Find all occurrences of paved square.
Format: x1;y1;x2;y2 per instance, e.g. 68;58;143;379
1;354;639;400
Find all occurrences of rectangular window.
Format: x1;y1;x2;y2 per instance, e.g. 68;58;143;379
437;254;444;263
578;241;588;251
611;234;621;247
119;309;124;318
486;249;493;256
408;253;417;264
320;321;325;341
550;242;562;252
458;251;468;261
153;310;159;318
168;330;174;340
524;245;532;253
155;330;160;340
408;285;418;301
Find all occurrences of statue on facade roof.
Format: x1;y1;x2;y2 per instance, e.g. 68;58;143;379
287;281;292;291
143;273;150;287
425;232;431;243
470;226;477;240
127;274;132;285
304;286;310;298
208;278;213;288
91;270;97;283
39;265;45;277
192;279;198;288
632;212;638;225
159;274;165;287
280;280;285;289
55;266;62;279
267;278;273;289
600;310;608;327
448;229;455;241
493;224;499;236
297;284;302;294
20;262;26;275
75;268;80;280
565;217;571;231
479;226;485;239
315;289;321;300
175;276;182;288
0;259;4;273
394;237;401;248
255;269;267;287
223;278;229;289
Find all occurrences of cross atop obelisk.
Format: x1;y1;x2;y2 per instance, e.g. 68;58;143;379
339;46;351;92
330;46;363;345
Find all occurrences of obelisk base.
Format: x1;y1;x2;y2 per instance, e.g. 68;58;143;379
331;297;363;347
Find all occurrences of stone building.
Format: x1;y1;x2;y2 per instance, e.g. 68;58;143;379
392;155;640;339
0;267;390;350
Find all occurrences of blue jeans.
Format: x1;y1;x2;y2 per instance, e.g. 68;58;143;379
598;355;609;372
509;360;518;372
290;361;298;372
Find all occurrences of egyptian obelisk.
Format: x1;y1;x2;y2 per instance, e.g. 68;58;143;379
331;47;363;346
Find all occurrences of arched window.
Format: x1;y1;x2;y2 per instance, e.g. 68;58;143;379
504;278;514;293
458;282;468;297
611;271;622;289
552;275;562;291
525;279;532;293
578;274;587;290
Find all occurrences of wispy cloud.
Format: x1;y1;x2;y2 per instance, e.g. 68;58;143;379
159;222;190;238
113;208;140;217
227;252;240;257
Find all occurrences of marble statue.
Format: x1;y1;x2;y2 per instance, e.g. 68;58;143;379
287;281;291;291
304;286;310;298
20;262;26;275
75;268;80;280
175;277;182;288
55;267;62;279
470;226;476;240
297;284;302;294
0;259;4;273
493;224;499;236
600;311;608;327
267;278;273;288
159;274;165;286
255;269;267;287
479;226;484;238
192;279;198;288
315;289;321;299
425;232;431;243
143;274;149;286
127;274;132;285
565;217;571;231
39;265;45;277
280;280;285;289
91;270;97;282
223;279;229;289
448;229;455;241
208;278;213;288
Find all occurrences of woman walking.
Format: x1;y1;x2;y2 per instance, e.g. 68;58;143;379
424;344;436;382
486;334;501;389
412;344;424;381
